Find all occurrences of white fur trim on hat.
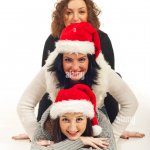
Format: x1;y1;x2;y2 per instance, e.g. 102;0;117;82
55;40;95;54
50;100;94;119
92;125;102;136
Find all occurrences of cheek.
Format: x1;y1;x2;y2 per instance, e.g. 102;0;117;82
60;122;67;133
84;61;89;72
63;62;70;73
79;120;87;132
81;15;88;22
63;16;72;27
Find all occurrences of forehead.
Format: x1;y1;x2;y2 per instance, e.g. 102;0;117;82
61;112;84;117
63;53;87;57
67;0;87;9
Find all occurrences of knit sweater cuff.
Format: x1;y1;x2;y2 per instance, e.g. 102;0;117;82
51;139;84;150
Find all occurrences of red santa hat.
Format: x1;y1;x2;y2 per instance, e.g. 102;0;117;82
45;22;101;68
50;84;102;136
55;22;101;57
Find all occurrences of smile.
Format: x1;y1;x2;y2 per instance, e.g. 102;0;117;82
70;72;84;77
67;131;79;137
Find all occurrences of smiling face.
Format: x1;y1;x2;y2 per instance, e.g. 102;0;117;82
59;112;87;140
63;53;89;81
63;0;88;26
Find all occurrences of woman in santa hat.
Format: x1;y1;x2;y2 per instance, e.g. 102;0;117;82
17;22;139;145
31;84;116;150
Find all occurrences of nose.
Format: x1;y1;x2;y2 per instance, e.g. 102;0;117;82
68;121;78;133
72;13;80;23
71;61;80;71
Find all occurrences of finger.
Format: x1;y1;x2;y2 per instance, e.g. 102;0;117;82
92;140;109;148
101;141;109;146
36;140;48;146
12;134;29;140
98;141;109;148
125;131;145;138
129;132;145;138
89;142;101;149
120;135;129;139
36;141;43;146
99;138;108;141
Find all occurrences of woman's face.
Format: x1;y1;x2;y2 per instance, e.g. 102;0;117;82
59;112;87;140
63;53;89;81
63;0;88;27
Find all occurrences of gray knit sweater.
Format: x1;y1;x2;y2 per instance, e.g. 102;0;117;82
30;107;117;150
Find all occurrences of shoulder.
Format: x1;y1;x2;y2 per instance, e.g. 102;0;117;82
33;107;52;142
45;34;59;43
97;30;109;40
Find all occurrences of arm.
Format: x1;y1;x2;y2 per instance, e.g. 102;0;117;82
107;68;138;141
31;139;84;150
99;31;119;124
97;109;117;150
99;30;115;69
42;35;59;66
17;66;47;140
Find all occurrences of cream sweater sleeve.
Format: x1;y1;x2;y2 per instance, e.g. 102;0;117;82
107;68;138;141
17;66;47;140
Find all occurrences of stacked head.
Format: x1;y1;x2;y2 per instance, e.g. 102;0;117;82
50;84;102;136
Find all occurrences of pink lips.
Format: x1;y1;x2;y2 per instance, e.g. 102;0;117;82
68;131;79;137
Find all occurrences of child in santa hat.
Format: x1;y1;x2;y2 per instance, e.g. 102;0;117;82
31;84;116;150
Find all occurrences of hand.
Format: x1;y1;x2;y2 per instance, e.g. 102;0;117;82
36;140;54;146
80;137;109;149
12;133;30;140
120;131;145;139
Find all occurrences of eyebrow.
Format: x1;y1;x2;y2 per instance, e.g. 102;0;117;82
61;115;67;117
67;7;86;10
63;56;87;59
78;56;87;58
77;115;85;117
61;115;85;118
64;56;72;58
63;56;73;60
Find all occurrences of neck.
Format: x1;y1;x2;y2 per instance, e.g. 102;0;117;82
69;80;80;86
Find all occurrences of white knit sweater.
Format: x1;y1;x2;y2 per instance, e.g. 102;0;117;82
17;53;138;141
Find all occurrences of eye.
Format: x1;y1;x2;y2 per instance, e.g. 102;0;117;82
76;117;83;122
79;11;86;14
62;118;70;123
78;57;86;62
64;58;72;62
65;11;72;16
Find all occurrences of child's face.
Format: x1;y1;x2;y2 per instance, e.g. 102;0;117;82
59;112;87;140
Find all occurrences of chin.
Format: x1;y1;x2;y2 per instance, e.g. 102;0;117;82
70;77;84;81
70;78;81;81
68;135;80;141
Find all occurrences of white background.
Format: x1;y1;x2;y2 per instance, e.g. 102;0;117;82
0;0;150;149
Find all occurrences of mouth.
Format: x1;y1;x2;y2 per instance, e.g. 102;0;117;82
70;72;84;77
67;131;79;137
